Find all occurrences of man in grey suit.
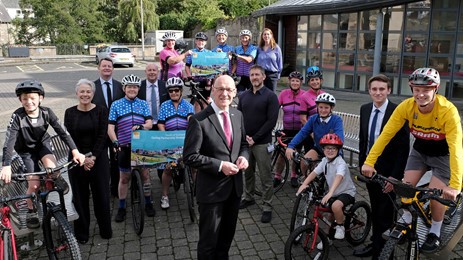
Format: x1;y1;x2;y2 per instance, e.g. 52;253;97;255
184;75;249;260
138;63;168;130
92;57;124;198
354;74;409;259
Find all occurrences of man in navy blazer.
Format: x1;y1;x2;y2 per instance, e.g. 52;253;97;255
92;57;124;198
137;63;168;130
354;74;409;259
184;75;249;260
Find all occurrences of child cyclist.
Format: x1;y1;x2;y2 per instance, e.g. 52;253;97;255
362;68;463;253
0;80;86;228
296;133;356;241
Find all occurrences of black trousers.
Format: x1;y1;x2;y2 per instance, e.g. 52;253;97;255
69;155;112;241
197;189;240;260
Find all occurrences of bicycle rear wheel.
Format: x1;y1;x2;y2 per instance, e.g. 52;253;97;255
184;166;197;223
3;229;14;260
284;224;329;260
43;209;81;259
272;148;289;194
345;201;371;245
131;169;145;235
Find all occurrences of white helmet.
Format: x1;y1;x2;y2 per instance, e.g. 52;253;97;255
239;29;252;38
409;67;440;88
121;74;141;87
315;93;336;106
161;31;177;42
215;28;228;37
166;77;184;90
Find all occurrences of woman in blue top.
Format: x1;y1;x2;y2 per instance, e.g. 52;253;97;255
212;28;234;75
256;28;283;92
285;93;344;175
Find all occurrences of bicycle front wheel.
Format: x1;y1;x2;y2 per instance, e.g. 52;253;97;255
43;210;81;260
184;166;197;223
290;185;316;232
272;148;289;194
345;201;371;245
3;229;14;260
284;224;329;260
131;169;145;235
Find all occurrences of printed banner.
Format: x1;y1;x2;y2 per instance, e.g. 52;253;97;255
131;130;185;168
191;51;229;77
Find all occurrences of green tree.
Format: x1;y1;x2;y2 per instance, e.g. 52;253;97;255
97;0;121;43
219;0;278;18
118;0;159;43
182;0;224;29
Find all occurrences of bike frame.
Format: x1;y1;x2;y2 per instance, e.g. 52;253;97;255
0;205;18;260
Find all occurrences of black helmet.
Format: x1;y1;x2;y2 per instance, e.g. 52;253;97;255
195;32;208;41
174;38;188;51
16;80;45;97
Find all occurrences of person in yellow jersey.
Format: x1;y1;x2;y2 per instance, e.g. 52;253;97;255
361;67;463;253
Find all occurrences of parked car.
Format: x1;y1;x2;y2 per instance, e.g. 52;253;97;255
96;45;135;67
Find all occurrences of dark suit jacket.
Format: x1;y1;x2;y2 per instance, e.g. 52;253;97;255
137;79;168;104
92;78;124;109
183;105;249;203
359;101;409;179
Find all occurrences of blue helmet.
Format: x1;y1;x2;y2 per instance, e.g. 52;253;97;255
306;66;323;79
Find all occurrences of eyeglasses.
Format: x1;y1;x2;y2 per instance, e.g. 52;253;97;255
323;147;338;151
214;87;236;93
168;89;181;93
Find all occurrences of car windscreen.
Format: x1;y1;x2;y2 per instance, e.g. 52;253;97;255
110;48;130;53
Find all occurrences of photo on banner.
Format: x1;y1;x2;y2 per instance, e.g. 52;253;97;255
191;52;229;77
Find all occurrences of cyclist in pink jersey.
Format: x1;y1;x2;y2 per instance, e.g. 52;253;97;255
273;71;306;187
159;32;192;81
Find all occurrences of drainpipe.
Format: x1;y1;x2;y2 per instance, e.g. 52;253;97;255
278;18;283;55
373;11;383;75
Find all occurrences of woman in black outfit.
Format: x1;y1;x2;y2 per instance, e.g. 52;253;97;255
64;79;112;244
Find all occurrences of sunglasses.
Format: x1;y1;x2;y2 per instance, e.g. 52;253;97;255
168;89;181;93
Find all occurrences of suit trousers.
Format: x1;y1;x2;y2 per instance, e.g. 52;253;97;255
68;157;112;240
243;144;273;212
197;187;240;260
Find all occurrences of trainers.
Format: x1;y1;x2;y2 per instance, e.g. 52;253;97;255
114;208;126;222
421;233;440;253
334;225;345;240
145;203;156;217
26;210;40;229
273;178;282;188
261;211;272;223
290;177;298;188
317;238;333;250
161;196;170;209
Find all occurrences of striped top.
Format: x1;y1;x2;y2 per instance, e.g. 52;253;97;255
158;99;194;131
234;44;257;77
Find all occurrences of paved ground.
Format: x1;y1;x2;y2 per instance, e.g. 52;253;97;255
0;57;462;259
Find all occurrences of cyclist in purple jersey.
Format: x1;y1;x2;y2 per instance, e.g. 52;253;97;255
158;77;194;209
108;74;153;222
232;29;257;93
273;71;306;187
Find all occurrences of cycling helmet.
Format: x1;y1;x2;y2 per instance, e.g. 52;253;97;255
161;31;177;41
166;77;184;90
319;133;343;148
409;67;440;87
195;32;208;41
121;74;141;87
306;66;323;79
315;93;336;106
174;38;188;51
239;29;252;38
16;80;45;97
288;71;303;81
215;28;228;37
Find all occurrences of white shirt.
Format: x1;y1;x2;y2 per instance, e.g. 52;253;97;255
146;79;160;123
368;99;389;151
211;101;233;173
99;78;113;106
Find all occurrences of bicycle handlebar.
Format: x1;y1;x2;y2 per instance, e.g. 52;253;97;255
275;130;287;147
0;193;35;204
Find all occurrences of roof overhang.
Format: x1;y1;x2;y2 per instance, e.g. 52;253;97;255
253;0;419;17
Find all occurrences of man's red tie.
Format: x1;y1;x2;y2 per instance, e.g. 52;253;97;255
222;111;232;149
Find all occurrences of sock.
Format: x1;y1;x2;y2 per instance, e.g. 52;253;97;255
291;172;297;178
429;220;443;237
399;210;412;224
145;196;152;205
119;199;126;209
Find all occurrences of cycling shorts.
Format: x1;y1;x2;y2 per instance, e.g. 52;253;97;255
117;146;132;172
327;193;355;209
405;147;450;185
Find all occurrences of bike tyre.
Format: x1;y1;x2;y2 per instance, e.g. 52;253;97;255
43;210;81;260
345;201;372;245
378;236;401;260
131;169;145;235
272;148;289;194
190;97;204;111
289;184;317;232
284;224;329;260
3;229;14;260
184;166;197;223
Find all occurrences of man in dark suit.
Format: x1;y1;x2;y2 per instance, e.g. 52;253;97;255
354;74;409;259
92;57;124;198
138;63;168;130
184;75;249;260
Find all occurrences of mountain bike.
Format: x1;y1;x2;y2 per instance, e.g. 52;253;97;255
285;190;371;259
0;193;35;260
11;154;91;260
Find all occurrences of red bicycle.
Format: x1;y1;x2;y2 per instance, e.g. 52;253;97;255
0;193;35;260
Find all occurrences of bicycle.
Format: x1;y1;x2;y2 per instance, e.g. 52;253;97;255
11;154;90;260
284;190;372;259
129;166;145;236
356;173;458;260
168;159;197;223
0;193;35;260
